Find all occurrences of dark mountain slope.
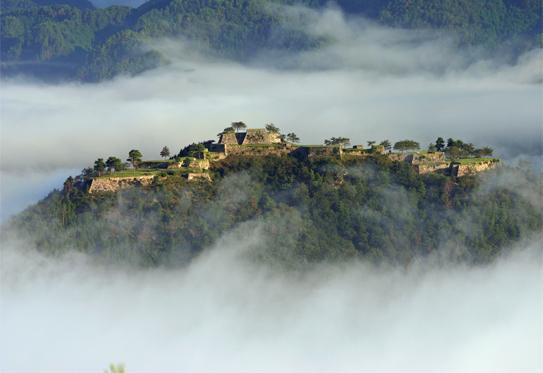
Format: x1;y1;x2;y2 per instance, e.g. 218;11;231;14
5;156;542;267
1;0;541;81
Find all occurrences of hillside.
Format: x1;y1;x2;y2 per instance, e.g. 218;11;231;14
5;128;541;268
1;0;541;81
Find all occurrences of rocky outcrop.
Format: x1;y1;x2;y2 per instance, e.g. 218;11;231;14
185;173;212;182
224;143;294;157
182;158;210;170
414;162;450;175
451;160;499;177
88;175;155;193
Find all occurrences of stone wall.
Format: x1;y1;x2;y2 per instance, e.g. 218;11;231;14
291;146;342;159
88;175;155;193
182;158;210;170
452;160;499;177
414;162;450;175
224;144;294;157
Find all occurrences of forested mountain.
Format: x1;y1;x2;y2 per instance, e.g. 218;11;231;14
6;156;542;267
1;0;541;81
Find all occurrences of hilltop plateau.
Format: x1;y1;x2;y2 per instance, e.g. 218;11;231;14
5;123;541;267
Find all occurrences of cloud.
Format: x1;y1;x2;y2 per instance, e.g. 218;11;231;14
1;228;542;373
1;7;541;176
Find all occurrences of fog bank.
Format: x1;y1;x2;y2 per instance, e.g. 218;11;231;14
1;8;542;175
1;231;542;373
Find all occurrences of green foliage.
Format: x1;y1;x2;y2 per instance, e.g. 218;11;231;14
393;140;420;152
2;0;540;81
286;132;300;143
231;121;247;132
178;142;206;157
444;138;493;159
324;137;350;146
435;137;445;151
265;123;281;133
106;156;124;172
127;149;143;167
380;139;392;152
93;157;106;175
379;0;542;46
9;156;541;267
160;145;170;159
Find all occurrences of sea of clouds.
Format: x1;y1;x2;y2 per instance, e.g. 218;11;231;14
1;228;542;373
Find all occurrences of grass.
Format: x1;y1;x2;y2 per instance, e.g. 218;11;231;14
455;157;499;165
143;159;176;163
96;167;208;179
96;170;161;178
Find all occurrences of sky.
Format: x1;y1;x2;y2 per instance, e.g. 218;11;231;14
0;6;542;372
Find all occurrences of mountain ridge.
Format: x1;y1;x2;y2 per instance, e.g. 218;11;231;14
1;0;541;81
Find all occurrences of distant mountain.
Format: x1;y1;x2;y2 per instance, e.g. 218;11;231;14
1;0;541;81
1;0;94;10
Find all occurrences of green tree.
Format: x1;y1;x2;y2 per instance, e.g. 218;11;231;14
160;146;170;159
380;139;392;152
265;123;281;133
286;133;300;143
231;121;247;132
393;140;420;152
435;137;445;151
179;143;206;158
367;140;376;147
106;156;123;172
127;149;142;168
93;158;105;175
81;167;94;178
476;146;494;157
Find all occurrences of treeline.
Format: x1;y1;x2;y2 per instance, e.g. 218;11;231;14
7;155;541;267
1;0;541;81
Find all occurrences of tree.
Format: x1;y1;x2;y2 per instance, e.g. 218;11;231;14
217;126;234;136
393;140;420;152
428;143;437;152
127;149;142;168
476;146;494;157
106;156;123;172
286;133;300;143
160;146;170;159
435;137;445;151
265;123;281;133
324;137;350;146
81;167;94;178
231;121;247;132
447;146;464;160
380;140;392;152
367;140;376;147
179;143;206;158
93;158;106;176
